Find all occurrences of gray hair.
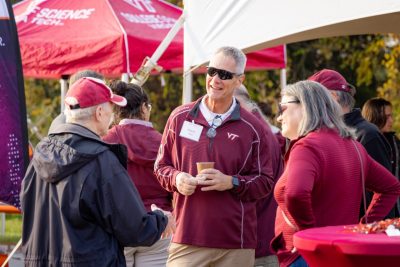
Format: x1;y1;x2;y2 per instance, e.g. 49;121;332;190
335;90;356;110
69;70;104;86
283;81;356;139
64;102;109;123
215;46;247;74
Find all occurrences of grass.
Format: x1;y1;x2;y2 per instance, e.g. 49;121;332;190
0;214;22;244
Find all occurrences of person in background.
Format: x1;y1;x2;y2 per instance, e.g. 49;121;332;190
271;80;400;267
308;69;394;218
257;99;287;154
362;97;400;217
257;101;282;136
103;80;174;267
48;69;104;133
21;77;173;266
155;46;274;267
234;85;283;267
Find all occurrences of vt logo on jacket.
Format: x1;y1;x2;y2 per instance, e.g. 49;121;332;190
227;132;239;141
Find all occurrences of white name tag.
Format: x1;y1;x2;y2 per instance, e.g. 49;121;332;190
179;120;203;142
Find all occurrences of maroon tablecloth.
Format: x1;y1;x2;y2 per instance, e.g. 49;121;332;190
293;225;400;267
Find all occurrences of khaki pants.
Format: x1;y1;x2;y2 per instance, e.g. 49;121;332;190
124;237;171;267
167;243;255;267
254;255;279;267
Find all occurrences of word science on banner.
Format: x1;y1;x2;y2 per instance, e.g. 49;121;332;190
0;0;29;208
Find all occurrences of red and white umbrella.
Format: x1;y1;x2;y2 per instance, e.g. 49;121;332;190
14;0;285;79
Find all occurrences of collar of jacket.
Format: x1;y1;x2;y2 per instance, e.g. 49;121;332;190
343;108;364;126
49;123;128;169
186;96;241;125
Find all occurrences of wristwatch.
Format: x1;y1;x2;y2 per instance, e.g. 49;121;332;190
232;176;240;189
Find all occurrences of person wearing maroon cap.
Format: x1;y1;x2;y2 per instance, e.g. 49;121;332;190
48;69;105;134
20;77;173;267
155;46;274;267
308;69;394;219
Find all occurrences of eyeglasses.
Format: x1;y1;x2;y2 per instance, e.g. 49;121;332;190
206;115;223;139
207;67;241;80
278;100;300;115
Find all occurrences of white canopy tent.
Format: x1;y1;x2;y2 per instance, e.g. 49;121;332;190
183;0;400;102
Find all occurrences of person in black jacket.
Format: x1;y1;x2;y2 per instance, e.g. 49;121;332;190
308;69;393;218
362;97;400;217
21;77;174;267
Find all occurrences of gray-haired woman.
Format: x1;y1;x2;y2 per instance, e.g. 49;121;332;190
271;81;400;267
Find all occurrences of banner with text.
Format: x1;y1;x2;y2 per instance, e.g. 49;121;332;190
0;0;28;208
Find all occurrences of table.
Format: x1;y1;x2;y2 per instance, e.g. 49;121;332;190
293;225;400;267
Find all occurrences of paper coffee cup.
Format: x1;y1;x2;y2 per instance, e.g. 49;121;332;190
196;162;215;174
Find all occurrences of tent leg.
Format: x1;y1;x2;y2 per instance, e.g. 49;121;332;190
182;71;193;104
60;78;68;113
280;68;287;91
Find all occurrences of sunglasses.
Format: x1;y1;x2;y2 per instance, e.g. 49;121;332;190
207;67;241;80
278;100;300;115
206;115;223;139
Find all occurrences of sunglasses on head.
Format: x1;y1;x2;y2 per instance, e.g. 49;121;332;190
278;100;300;115
207;67;241;80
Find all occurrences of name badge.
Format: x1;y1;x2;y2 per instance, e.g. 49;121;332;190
179;120;203;142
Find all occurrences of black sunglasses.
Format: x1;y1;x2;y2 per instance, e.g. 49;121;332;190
207;67;241;80
278;100;300;115
206;115;223;139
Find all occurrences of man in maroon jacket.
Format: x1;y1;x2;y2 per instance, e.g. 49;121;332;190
155;46;275;267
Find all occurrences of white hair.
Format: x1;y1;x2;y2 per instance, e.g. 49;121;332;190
215;46;247;74
64;102;109;123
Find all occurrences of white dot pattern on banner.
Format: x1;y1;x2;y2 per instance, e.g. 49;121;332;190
7;133;22;207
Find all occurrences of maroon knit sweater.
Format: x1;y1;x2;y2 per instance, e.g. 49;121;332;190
272;128;400;267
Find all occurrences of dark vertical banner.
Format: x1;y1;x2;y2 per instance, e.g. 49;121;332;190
0;0;28;208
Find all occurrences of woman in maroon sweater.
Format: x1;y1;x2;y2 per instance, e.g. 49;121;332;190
103;81;173;267
271;81;400;267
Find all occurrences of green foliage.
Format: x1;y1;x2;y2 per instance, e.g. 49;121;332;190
285;35;400;133
377;34;400;133
24;78;61;145
0;214;22;244
144;74;183;132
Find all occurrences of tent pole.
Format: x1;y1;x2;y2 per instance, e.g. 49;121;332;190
280;68;287;91
121;73;129;83
60;76;69;113
149;14;185;64
131;14;185;86
182;70;193;104
280;44;287;91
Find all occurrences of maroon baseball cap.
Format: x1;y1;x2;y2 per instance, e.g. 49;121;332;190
65;77;127;109
308;69;354;93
